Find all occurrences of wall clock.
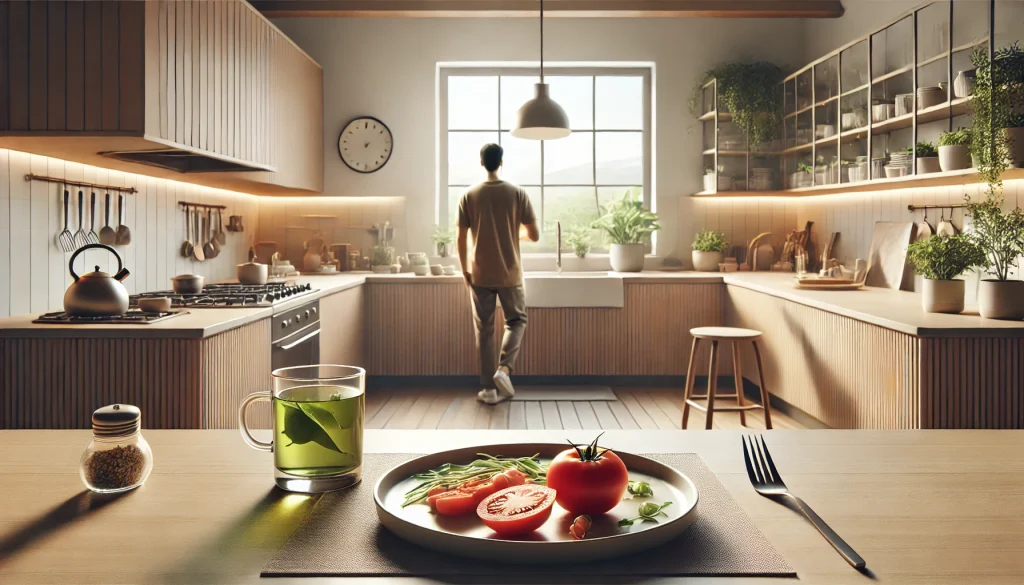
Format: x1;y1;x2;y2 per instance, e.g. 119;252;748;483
338;117;393;173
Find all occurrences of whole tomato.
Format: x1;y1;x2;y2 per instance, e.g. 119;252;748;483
546;434;629;515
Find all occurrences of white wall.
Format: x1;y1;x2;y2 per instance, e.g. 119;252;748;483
272;17;806;259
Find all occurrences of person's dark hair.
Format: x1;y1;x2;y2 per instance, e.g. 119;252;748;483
480;143;503;172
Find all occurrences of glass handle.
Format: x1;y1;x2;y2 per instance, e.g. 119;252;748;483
238;391;273;452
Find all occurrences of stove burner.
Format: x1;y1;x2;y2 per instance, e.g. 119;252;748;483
33;309;189;325
130;282;315;309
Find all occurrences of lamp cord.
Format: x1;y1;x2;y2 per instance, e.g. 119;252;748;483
539;0;544;82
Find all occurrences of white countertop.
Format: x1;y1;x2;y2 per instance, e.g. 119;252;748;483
1;270;1021;339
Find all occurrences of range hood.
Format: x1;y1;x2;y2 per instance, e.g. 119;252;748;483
100;147;275;174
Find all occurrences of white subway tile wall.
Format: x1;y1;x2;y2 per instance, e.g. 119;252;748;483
0;148;259;318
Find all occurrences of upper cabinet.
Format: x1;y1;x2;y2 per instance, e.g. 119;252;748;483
0;0;323;195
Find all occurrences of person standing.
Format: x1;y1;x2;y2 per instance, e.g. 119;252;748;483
457;143;541;405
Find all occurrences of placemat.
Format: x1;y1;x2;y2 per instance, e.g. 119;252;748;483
511;386;617;401
262;453;795;578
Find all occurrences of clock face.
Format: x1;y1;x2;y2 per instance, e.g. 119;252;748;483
338;117;393;173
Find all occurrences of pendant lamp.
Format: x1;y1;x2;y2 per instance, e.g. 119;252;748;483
511;0;571;140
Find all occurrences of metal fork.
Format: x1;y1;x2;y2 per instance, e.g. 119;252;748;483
742;435;866;569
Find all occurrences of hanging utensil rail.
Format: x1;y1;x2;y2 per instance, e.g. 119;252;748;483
177;201;227;210
908;203;969;211
24;174;138;194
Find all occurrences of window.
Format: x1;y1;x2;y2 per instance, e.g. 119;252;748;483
439;67;652;252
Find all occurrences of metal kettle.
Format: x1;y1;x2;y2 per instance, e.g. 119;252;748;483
64;244;131;317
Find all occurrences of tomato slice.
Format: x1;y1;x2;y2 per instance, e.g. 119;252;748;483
429;472;513;515
476;485;557;536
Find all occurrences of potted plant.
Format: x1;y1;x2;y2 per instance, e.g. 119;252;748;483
906;234;986;313
970;43;1024;187
431;225;455;258
913;142;940;174
692;230;728;272
564;224;593;259
966;197;1024;319
938;128;972;171
591;190;661;272
690;62;784;148
790;162;813;188
1006;113;1024;168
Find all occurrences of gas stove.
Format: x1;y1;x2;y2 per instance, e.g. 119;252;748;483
131;282;317;309
33;309;188;325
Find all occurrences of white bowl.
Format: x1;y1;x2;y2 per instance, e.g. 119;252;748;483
412;265;430;276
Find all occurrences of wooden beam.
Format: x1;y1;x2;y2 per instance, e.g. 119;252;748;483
251;0;845;18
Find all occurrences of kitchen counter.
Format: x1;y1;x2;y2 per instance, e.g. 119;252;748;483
2;429;1023;585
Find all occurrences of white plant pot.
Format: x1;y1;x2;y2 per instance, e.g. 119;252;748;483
938;145;970;172
921;278;965;314
691;250;723;272
1006;127;1024;167
917;156;941;174
978;279;1024;320
703;174;715;192
609;243;646;272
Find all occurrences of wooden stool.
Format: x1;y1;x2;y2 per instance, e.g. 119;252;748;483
681;327;773;430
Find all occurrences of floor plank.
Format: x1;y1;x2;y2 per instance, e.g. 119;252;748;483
556;401;582;430
507;401;527;430
615;390;658;429
574;402;601;429
605;399;640;429
524;401;544;430
367;390;415;428
590;401;622;429
473;401;493;429
364;390;389;421
489;401;510;429
386;393;433;429
416;390;459;430
631;390;677;430
540;402;562;429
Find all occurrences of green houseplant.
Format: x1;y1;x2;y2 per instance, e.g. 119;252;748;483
591;190;661;272
938;128;972;171
966;197;1024;319
430;225;455;258
912;141;940;174
691;62;785;148
691;230;729;272
564;223;593;259
907;234;986;313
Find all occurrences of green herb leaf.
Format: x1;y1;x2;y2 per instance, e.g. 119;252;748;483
627;480;654;498
280;401;349;455
618;501;672;527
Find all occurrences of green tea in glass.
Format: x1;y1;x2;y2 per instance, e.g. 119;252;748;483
239;365;364;493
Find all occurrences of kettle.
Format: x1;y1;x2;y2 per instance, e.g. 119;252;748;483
64;244;131;317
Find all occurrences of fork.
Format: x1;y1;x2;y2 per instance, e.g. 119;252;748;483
742;435;866;569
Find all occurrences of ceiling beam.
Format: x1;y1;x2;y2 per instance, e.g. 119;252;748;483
251;0;845;18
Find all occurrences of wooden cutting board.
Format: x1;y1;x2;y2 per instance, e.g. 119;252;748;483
865;221;915;290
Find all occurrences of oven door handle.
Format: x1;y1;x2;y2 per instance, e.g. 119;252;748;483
276;329;320;351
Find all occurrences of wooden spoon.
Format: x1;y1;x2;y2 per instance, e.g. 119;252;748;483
215;209;227;245
181;207;194;258
192;207;205;262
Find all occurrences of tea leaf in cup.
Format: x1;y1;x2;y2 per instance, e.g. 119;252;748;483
281;401;348;454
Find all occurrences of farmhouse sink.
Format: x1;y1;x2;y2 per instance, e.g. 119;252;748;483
523;271;625;308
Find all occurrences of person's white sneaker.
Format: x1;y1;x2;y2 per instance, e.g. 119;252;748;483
476;388;508;405
493;369;516;400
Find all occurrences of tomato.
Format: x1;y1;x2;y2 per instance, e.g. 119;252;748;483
546;447;629;515
428;471;515;515
476;485;557;536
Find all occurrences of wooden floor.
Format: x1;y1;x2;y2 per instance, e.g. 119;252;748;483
365;387;805;430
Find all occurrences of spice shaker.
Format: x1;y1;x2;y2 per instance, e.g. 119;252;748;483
80;404;154;493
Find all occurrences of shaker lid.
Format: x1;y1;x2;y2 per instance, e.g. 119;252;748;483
92;404;141;437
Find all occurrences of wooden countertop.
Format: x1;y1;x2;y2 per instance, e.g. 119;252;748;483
1;429;1022;585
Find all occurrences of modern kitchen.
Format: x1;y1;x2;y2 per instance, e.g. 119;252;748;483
1;1;1024;583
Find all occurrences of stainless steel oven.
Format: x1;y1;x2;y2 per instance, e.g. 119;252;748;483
271;299;321;370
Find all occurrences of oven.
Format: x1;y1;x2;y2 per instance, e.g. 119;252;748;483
271;299;321;371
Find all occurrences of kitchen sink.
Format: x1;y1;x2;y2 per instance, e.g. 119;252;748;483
523;271;624;308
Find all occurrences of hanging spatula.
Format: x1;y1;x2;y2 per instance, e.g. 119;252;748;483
99;193;117;245
56;188;75;252
115;193;132;246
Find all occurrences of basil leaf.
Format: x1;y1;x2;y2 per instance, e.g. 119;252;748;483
627;480;654;497
280;402;349;454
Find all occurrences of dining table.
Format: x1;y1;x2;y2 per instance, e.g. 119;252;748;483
1;428;1022;584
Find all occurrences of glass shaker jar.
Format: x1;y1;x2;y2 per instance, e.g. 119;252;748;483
80;404;154;493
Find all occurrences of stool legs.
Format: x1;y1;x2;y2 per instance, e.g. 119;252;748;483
681;337;700;429
731;342;747;427
751;340;773;430
705;340;720;430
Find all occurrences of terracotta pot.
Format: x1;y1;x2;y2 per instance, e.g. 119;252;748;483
609;243;646;272
978;279;1024;320
917;156;941;174
938;145;970;172
921;279;964;314
691;250;722;272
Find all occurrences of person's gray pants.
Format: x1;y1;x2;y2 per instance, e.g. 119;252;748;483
470;285;528;389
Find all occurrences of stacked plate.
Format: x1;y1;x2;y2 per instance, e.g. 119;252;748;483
895;93;914;117
750;168;774;190
917;86;945;109
889;150;913;170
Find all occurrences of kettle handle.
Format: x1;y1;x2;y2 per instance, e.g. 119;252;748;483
69;243;123;282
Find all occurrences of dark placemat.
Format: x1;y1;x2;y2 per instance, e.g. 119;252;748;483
262;453;795;578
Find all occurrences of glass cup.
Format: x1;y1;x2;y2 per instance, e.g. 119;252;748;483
239;365;365;493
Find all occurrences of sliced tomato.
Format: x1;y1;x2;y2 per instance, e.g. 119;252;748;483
429;472;513;515
476;485;557;536
501;468;528;486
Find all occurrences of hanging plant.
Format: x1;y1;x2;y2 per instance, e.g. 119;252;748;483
690;62;785;147
969;43;1024;192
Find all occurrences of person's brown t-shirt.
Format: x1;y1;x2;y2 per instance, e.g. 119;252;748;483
458;180;536;288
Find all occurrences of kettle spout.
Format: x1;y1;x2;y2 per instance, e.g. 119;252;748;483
114;268;131;282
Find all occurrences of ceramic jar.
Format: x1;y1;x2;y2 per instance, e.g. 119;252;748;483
921;279;965;314
610;243;645;272
978;280;1024;320
692;250;723;272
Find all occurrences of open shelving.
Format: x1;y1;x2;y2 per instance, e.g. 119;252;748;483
694;0;997;197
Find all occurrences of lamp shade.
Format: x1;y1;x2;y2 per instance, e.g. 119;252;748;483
511;83;571;140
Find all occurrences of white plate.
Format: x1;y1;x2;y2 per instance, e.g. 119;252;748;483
374;443;699;564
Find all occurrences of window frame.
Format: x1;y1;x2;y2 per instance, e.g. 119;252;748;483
437;65;653;253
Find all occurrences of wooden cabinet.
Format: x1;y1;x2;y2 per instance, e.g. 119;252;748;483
0;0;323;195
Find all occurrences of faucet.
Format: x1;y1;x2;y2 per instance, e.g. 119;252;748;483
556;221;562;274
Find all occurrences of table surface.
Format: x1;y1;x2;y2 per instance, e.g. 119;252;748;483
1;429;1022;585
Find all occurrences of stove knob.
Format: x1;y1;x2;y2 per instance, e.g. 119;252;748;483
305;283;312;290
311;307;317;315
295;314;301;321
304;310;310;319
281;320;290;328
